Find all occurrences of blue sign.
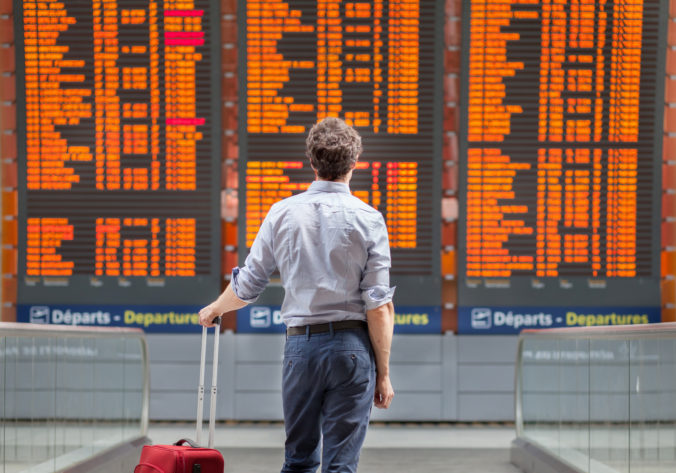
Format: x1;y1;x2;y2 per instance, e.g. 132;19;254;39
237;306;442;334
237;306;284;333
17;304;204;333
458;306;662;335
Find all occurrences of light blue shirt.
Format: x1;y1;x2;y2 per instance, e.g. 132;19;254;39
232;180;395;327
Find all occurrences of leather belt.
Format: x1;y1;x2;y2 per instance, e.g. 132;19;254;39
286;320;367;336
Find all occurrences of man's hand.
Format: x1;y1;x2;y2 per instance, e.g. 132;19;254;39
374;374;394;409
199;284;250;327
199;301;224;327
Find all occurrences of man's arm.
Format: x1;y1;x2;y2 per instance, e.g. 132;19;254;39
199;210;277;327
367;301;395;409
199;284;249;327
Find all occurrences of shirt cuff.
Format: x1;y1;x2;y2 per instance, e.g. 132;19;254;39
230;267;260;304
361;286;396;311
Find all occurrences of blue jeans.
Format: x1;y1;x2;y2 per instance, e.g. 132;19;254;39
281;325;375;473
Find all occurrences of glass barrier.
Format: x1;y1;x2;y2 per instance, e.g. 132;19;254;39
0;323;149;472
515;323;676;473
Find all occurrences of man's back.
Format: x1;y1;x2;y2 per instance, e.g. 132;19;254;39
252;180;389;326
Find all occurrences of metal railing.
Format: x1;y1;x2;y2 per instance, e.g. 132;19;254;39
512;323;676;473
0;322;149;472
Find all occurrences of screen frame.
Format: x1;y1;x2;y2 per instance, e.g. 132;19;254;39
456;0;667;308
236;0;444;308
14;0;223;306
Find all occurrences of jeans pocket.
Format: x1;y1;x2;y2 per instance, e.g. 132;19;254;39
282;354;308;390
328;349;371;390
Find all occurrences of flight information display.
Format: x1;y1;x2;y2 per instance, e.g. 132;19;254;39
458;0;666;319
239;0;443;306
16;0;221;306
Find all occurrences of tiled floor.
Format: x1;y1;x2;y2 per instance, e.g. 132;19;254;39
149;421;518;449
10;422;673;472
219;447;521;473
148;422;523;473
2;422;522;472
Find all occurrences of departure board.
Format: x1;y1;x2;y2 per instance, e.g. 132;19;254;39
238;0;443;306
458;0;666;311
15;0;221;306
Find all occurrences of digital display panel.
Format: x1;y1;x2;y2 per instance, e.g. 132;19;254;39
239;0;443;305
458;0;666;311
16;0;221;305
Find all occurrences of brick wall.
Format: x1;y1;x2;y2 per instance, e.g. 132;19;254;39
0;0;17;322
441;0;461;332
664;1;676;322
220;0;238;330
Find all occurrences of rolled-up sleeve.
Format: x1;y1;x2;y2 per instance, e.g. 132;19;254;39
360;213;395;310
231;210;277;303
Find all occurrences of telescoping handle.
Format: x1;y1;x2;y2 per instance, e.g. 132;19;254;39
196;316;221;448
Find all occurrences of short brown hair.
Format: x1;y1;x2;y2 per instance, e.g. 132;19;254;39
305;117;362;181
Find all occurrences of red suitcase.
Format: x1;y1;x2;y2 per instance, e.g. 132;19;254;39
135;318;225;473
135;439;224;473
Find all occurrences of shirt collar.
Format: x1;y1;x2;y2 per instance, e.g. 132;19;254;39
308;180;351;194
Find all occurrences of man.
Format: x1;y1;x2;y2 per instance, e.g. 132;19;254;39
199;117;395;473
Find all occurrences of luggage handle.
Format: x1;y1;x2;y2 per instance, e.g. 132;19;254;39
196;316;221;449
174;438;199;448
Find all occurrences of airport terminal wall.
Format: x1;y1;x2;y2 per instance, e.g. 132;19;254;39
1;0;676;424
